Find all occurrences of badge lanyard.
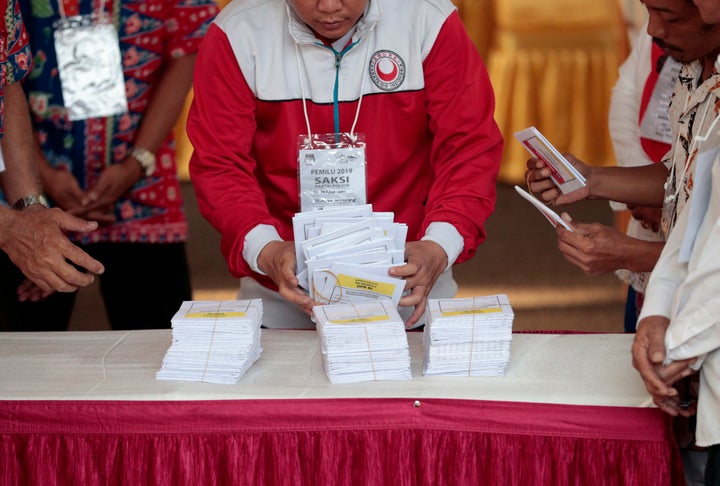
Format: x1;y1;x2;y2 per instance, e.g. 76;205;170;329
53;0;128;121
294;26;373;212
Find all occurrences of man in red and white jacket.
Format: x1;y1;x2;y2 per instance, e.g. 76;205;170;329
188;0;503;328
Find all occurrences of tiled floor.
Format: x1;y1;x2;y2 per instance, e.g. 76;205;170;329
69;183;626;333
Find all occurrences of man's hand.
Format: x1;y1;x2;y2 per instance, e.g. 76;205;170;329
79;161;141;217
389;240;448;328
16;278;54;302
0;206;104;292
257;240;314;315
628;205;662;232
556;216;634;275
41;166;85;213
632;315;696;416
524;153;590;206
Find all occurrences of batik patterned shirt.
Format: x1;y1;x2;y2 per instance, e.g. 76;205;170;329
661;60;720;238
20;0;217;243
0;0;32;140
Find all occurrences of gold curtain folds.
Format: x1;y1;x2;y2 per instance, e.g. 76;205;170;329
175;1;628;183
486;0;629;183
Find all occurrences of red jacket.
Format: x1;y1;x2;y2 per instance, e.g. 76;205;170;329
188;0;503;288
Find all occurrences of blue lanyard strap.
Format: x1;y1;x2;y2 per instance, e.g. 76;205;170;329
316;41;358;136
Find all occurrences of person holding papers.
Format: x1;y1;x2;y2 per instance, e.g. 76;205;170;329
524;0;720;280
608;26;674;332
188;0;504;328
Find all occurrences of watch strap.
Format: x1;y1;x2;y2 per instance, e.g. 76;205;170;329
12;194;49;211
128;146;157;177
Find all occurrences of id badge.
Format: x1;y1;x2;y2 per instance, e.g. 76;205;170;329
53;14;128;121
639;58;681;144
298;133;367;211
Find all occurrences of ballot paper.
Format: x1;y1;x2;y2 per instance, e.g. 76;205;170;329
514;185;573;231
293;205;374;278
514;126;586;194
423;295;514;377
314;300;412;383
293;205;407;306
315;262;406;307
156;300;263;385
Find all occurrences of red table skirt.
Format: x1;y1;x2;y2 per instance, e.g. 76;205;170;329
0;398;684;485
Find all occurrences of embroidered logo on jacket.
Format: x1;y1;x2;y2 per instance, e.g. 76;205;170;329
369;50;405;91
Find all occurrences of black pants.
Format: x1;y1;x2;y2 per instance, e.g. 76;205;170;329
0;242;192;331
708;444;720;486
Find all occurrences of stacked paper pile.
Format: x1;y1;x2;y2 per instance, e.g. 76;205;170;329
423;295;513;377
156;300;263;384
293;205;407;307
313;300;412;383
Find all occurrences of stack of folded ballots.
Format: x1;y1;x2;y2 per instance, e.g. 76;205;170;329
292;205;407;307
423;295;513;377
313;299;412;384
156;299;263;385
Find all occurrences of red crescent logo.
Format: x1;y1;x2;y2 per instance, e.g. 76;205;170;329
376;59;398;83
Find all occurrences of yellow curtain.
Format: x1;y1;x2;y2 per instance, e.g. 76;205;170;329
451;0;495;59
486;0;629;183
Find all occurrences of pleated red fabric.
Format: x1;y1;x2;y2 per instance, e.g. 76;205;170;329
0;398;685;485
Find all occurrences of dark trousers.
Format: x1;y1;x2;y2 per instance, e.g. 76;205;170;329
623;286;644;333
0;242;192;331
708;444;720;486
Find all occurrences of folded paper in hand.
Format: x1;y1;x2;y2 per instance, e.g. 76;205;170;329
514;185;573;231
514;126;586;194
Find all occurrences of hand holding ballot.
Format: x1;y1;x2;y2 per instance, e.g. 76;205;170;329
524;151;591;206
389;240;449;328
516;126;591;207
514;186;573;231
555;216;663;276
257;241;315;317
518;125;667;278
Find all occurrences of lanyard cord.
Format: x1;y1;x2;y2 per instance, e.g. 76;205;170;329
320;41;359;136
350;34;372;140
294;30;373;143
294;43;313;143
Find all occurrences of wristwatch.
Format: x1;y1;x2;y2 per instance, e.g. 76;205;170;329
12;194;49;211
128;146;156;177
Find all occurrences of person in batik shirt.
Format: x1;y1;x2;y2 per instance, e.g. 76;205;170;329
0;0;105;330
0;0;218;331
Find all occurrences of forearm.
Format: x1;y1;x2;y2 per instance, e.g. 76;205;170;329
0;82;41;203
188;26;279;277
0;206;19;250
588;164;668;207
132;55;196;153
622;239;665;273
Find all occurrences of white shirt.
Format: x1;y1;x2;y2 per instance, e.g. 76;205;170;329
639;153;720;447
